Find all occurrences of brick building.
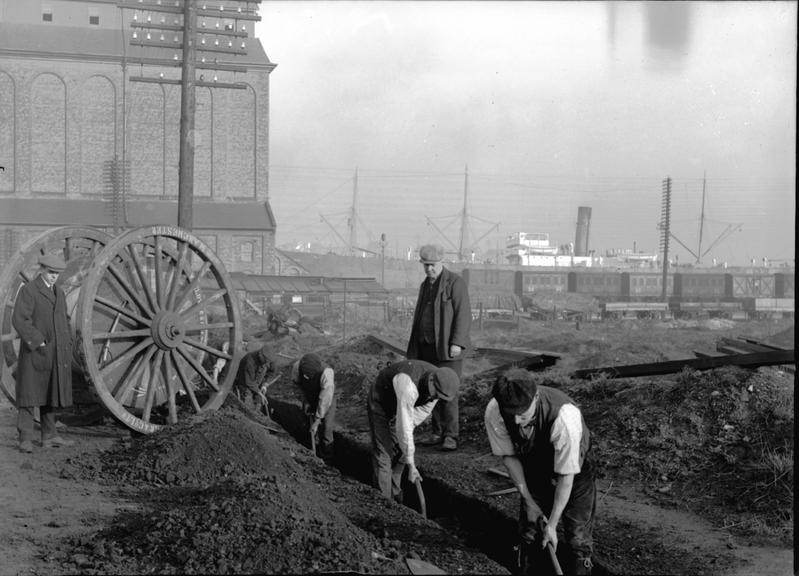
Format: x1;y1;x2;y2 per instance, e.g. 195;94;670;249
0;0;277;273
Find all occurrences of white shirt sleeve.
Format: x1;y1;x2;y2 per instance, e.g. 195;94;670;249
484;399;516;456
550;404;583;475
315;367;335;420
393;373;436;467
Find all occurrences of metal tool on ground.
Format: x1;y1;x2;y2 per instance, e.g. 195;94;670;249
405;557;446;575
414;478;427;518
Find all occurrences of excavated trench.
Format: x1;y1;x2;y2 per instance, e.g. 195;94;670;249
269;397;612;576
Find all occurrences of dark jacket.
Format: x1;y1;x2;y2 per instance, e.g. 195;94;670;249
12;275;73;408
407;267;472;361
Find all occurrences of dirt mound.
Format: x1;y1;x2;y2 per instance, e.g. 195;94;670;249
82;409;293;487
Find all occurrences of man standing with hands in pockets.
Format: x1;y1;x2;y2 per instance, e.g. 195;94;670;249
407;244;471;451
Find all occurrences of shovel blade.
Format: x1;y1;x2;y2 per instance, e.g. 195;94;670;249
405;557;447;575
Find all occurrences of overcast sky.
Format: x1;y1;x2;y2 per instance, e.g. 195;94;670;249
256;1;796;266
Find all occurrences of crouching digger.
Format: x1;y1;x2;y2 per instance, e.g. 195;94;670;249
484;369;596;576
233;345;274;416
291;353;337;460
367;359;459;502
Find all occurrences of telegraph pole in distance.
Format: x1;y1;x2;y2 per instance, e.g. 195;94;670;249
659;177;672;302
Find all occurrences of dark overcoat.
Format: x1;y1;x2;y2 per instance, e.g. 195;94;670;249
407;267;472;361
12;275;73;407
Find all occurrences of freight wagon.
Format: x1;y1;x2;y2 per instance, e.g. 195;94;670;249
462;267;795;320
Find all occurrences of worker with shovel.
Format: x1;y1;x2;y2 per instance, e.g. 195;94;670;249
291;353;337;461
233;344;275;417
484;368;596;576
367;359;459;503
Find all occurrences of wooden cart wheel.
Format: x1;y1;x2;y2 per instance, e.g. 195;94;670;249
0;226;111;405
76;225;242;433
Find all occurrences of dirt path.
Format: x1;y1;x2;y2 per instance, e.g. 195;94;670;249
0;397;133;575
595;481;793;576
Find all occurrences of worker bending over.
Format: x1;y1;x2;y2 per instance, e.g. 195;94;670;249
291;353;337;460
367;359;459;502
484;368;596;576
233;345;273;415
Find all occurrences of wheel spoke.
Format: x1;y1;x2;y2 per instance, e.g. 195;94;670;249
113;349;151;405
163;350;178;424
173;261;212;312
184;321;234;332
182;336;229;359
108;261;154;319
170;350;201;413
142;350;165;423
94;296;149;326
1;332;18;343
165;240;189;311
99;336;154;378
92;328;152;341
154;235;163;309
19;270;32;283
175;342;219;391
179;288;227;319
127;243;159;315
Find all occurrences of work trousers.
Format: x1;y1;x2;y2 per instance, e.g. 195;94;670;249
307;395;337;460
414;340;461;440
17;405;57;444
518;462;597;574
366;389;404;502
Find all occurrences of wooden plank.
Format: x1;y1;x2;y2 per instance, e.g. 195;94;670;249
487;467;510;479
718;337;774;353
366;334;407;357
572;349;795;380
693;350;727;358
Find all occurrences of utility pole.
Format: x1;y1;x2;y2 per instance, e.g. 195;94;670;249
120;0;261;231
659;177;672;302
458;165;469;262
348;168;358;255
697;170;706;264
178;0;196;230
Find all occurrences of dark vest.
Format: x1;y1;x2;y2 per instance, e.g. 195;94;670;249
419;277;438;343
372;359;437;415
499;386;592;490
297;357;326;409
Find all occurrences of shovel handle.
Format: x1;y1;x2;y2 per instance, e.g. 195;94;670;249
546;542;563;576
414;478;427;519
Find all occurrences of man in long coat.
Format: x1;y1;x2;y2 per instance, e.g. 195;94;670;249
406;244;472;451
13;253;75;453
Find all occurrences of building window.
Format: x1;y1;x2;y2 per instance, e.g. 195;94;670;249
42;10;53;22
89;15;100;25
240;241;254;263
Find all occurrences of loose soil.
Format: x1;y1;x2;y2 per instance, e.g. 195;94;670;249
0;317;793;575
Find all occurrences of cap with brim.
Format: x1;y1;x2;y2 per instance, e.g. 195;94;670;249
39;254;66;272
418;244;444;264
432;367;459;401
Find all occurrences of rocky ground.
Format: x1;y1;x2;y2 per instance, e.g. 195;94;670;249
0;316;793;575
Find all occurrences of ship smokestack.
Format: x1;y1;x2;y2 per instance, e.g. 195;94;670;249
575;206;591;257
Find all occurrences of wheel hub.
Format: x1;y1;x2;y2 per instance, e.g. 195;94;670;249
152;310;185;350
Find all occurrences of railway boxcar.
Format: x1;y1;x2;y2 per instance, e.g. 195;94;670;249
774;272;794;298
673;271;728;299
517;268;570;295
625;271;673;300
461;267;519;309
570;270;623;298
729;272;776;298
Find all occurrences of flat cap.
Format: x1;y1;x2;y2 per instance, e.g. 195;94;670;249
432;367;459;401
38;253;66;272
418;244;444;264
